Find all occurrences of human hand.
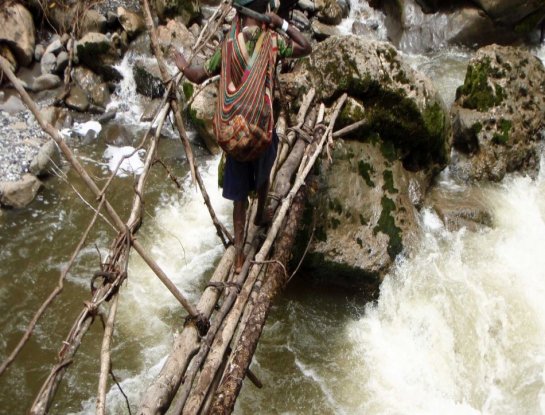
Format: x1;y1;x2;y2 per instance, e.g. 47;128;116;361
174;50;188;72
265;12;283;29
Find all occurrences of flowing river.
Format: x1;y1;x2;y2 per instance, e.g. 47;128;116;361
1;4;545;414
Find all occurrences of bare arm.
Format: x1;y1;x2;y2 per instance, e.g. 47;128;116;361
174;51;209;84
265;12;312;58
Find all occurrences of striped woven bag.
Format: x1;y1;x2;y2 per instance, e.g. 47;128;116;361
213;18;278;162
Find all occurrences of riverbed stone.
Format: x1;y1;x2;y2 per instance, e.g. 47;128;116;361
0;3;35;67
133;59;166;98
117;7;145;38
0;44;18;76
40;52;57;75
155;0;201;25
473;0;544;25
81;9;108;35
187;82;221;154
55;51;69;75
75;32;121;81
29;140;60;177
157;19;196;55
451;45;545;182
44;38;63;57
65;85;90;112
0;174;42;208
32;74;62;92
315;0;345;25
311;20;341;39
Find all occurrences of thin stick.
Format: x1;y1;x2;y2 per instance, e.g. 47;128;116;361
96;295;120;415
332;118;367;138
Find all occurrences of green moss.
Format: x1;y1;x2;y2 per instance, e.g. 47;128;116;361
358;160;375;187
457;57;505;111
373;196;403;259
422;102;445;140
182;82;194;101
492;118;512;144
472;122;483;134
382;170;398;194
380;140;397;163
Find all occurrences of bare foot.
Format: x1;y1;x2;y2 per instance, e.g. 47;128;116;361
254;208;274;227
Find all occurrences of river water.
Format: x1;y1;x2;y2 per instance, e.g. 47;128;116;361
1;4;545;415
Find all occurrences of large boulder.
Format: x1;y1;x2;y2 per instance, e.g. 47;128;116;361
157;19;196;55
472;0;544;25
315;0;346;25
133;59;166;98
117;7;145;38
0;3;35;67
287;36;450;284
76;32;121;82
187;82;221;154
451;45;545;182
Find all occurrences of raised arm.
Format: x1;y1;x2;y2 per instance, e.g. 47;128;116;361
265;12;312;58
174;51;210;84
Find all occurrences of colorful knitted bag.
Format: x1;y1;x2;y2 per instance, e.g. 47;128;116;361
213;18;278;162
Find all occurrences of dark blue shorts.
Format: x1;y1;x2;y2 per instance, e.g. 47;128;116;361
222;131;278;201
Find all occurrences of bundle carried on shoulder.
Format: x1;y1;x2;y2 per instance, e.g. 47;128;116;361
213;18;278;162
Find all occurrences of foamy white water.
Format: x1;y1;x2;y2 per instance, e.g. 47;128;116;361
103;145;146;177
343;171;545;414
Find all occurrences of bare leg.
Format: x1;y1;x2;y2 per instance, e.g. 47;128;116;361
254;180;273;226
233;199;247;273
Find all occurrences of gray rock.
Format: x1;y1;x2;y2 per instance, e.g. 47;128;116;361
81;10;107;35
117;7;145;38
141;99;162;122
32;74;62;92
76;32;116;68
133;59;166;98
40;52;57;75
311;20;341;39
291;10;311;31
315;0;344;25
34;44;45;62
0;4;35;67
157;19;196;56
473;0;544;25
98;123;136;146
298;0;316;12
187;82;221;154
0;174;42;208
29;140;60;177
44;38;63;56
65;85;90;112
55;51;69;75
451;45;545;182
90;83;111;108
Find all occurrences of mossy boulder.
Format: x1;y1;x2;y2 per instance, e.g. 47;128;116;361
473;0;544;25
296;139;426;286
76;32;122;82
133;59;165;98
286;35;451;172
451;45;545;182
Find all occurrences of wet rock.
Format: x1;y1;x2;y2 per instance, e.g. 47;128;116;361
90;83;111;108
29;140;60;177
141;99;162;122
451;45;545;182
315;0;345;25
291;10;311;31
287;36;451;283
32;74;62;92
157;19;196;56
40;52;57;75
426;185;493;231
76;32;121;81
81;10;108;35
55;51;69;75
0;3;35;67
311;20;341;39
133;59;166;98
99;123;137;146
155;0;201;25
40;106;72;129
0;44;18;76
187;82;221;154
298;0;316;12
34;44;45;62
473;0;544;26
297;139;424;285
44;38;63;57
117;7;145;38
0;174;42;208
65;85;90;112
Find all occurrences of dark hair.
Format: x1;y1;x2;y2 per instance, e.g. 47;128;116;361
246;0;269;14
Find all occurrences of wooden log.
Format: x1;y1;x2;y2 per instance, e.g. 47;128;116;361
137;247;235;414
210;188;306;414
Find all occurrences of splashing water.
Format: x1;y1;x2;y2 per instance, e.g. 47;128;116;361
338;0;388;41
343;171;545;414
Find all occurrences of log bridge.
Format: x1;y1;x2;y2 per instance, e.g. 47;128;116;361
0;1;352;413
